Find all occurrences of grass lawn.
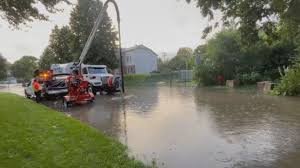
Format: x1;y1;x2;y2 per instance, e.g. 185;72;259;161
0;93;146;168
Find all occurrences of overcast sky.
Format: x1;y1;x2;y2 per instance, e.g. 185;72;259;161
0;0;214;63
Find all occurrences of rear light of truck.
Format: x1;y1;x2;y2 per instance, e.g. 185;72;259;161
39;70;53;81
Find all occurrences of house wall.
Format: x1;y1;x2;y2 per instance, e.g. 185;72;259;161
124;48;158;74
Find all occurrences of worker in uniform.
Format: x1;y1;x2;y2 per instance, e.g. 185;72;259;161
33;79;42;103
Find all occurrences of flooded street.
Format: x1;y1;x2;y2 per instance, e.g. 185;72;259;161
66;86;300;168
2;85;300;167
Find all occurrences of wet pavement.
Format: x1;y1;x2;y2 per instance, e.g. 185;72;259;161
0;84;24;95
1;85;300;168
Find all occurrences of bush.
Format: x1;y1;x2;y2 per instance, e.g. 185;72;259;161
124;74;149;82
124;73;178;85
273;62;300;96
194;63;217;86
235;72;262;85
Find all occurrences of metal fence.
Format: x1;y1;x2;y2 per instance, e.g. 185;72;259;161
177;70;193;82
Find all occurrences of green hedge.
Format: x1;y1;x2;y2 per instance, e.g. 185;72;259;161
124;73;178;85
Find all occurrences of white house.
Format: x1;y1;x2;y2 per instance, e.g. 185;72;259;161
122;45;158;74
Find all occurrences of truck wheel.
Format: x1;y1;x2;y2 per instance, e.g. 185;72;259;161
92;87;98;95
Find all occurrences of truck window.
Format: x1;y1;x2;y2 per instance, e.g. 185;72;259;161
82;68;88;74
88;67;107;74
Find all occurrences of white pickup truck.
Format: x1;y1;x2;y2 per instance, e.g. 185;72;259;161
51;63;121;95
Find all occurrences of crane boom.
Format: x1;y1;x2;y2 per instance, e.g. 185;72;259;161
78;3;109;65
75;0;125;93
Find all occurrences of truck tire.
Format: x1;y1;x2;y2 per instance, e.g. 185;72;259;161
92;87;98;95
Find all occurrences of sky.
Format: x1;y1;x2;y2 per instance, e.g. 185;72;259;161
0;0;215;63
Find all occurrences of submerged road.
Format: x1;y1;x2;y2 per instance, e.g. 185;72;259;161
1;84;300;168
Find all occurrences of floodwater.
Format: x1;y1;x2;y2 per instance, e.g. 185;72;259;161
1;85;300;167
65;86;300;168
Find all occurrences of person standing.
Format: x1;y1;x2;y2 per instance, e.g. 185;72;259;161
33;79;42;103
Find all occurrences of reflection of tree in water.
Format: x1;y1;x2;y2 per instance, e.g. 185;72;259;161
194;89;268;133
193;88;300;167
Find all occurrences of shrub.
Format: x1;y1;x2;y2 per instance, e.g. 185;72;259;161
194;63;218;86
235;72;262;85
273;62;300;96
124;73;179;85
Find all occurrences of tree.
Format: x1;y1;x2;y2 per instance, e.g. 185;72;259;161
186;0;300;43
176;48;193;58
0;53;7;80
194;29;251;85
39;25;75;69
168;47;194;70
69;0;118;68
205;30;243;79
11;56;38;81
49;26;75;62
193;45;207;66
0;0;70;27
158;57;172;73
39;47;56;70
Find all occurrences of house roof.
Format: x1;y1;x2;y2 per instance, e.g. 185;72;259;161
122;45;158;57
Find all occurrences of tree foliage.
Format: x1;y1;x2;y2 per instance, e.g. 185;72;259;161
39;47;56;70
0;53;7;80
186;0;300;42
69;0;118;68
0;0;70;27
206;30;242;79
273;61;300;96
40;0;118;69
168;47;194;70
11;56;38;81
39;25;75;69
194;28;298;85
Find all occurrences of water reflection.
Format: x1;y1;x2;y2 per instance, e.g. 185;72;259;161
194;88;300;168
64;86;300;168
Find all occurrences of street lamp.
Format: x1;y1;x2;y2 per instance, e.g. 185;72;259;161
104;0;125;93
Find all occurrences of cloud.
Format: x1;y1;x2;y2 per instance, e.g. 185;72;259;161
0;0;210;63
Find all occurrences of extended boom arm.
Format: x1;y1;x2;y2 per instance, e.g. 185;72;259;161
78;3;109;65
77;0;125;93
